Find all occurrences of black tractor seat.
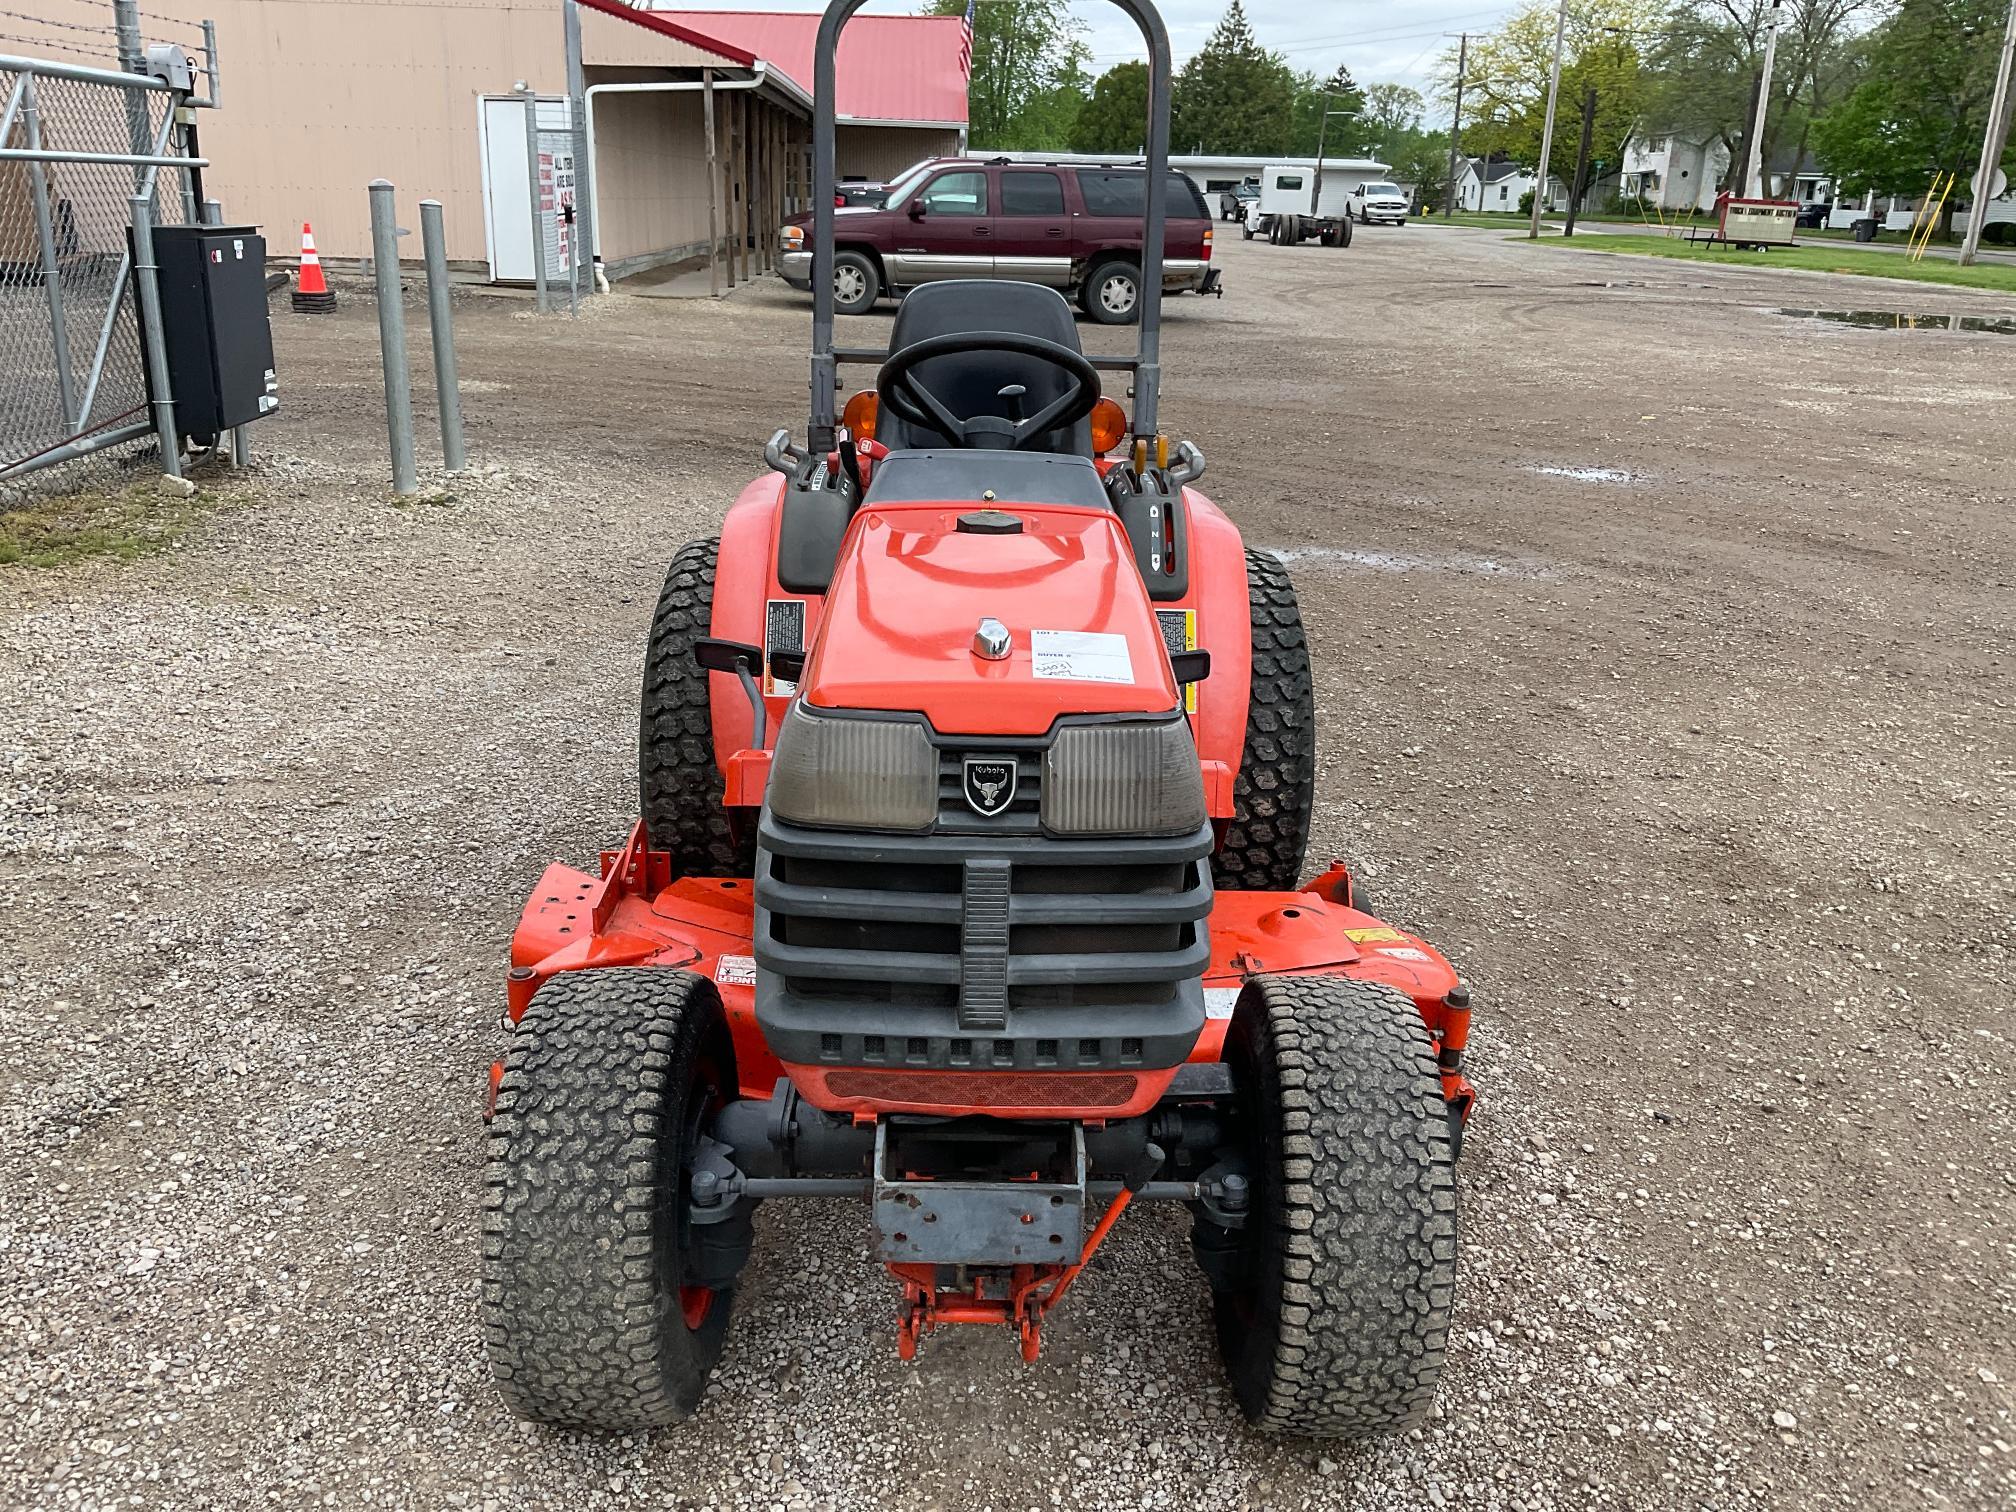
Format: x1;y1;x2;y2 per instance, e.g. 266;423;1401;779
877;281;1094;456
861;449;1110;510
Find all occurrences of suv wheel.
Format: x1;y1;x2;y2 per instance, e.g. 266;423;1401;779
832;251;880;316
1082;259;1142;325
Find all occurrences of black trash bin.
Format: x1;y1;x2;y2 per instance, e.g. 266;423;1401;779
1852;217;1880;242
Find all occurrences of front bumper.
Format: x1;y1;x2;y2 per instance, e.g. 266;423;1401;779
779;249;811;289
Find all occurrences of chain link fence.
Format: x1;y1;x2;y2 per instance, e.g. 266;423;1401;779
1;5;215;504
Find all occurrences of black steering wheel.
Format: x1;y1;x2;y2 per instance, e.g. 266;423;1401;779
876;330;1102;451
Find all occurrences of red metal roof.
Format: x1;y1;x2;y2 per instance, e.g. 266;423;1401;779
651;10;970;124
577;0;758;65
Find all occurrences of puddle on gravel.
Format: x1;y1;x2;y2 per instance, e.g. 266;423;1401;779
1527;464;1641;484
1776;307;2016;335
1269;546;1556;579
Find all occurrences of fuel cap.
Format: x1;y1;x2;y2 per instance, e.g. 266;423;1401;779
972;617;1011;660
956;509;1023;535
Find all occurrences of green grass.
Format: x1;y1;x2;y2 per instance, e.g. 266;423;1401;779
0;481;222;569
1521;231;2016;292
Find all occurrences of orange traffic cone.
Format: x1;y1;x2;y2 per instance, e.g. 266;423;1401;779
292;222;336;312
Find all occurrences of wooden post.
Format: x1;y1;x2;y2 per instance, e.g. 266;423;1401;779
734;93;748;285
702;70;720;298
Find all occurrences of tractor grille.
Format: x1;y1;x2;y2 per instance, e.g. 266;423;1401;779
752;812;1213;1075
822;1070;1140;1109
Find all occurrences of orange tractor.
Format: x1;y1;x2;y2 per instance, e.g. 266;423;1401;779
482;0;1473;1439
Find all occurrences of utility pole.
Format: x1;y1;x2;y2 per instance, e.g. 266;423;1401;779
1744;0;1786;197
1960;0;2016;265
1565;84;1597;235
1445;32;1468;217
1527;0;1569;238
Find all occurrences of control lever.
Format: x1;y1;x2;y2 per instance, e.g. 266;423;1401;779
1167;440;1206;486
765;427;810;479
997;382;1027;423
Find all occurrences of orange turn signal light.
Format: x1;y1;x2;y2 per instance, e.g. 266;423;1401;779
1090;396;1127;455
841;390;878;441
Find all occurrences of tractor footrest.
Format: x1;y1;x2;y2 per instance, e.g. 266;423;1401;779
871;1121;1086;1266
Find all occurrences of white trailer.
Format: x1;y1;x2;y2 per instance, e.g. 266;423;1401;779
1244;163;1355;247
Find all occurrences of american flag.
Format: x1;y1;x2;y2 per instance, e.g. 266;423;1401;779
957;0;976;78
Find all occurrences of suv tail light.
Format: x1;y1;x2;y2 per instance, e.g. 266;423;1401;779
1202;226;1213;260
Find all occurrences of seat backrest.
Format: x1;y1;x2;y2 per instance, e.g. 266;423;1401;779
878;281;1092;456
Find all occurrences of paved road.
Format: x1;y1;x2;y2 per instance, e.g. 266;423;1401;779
3;228;2012;1510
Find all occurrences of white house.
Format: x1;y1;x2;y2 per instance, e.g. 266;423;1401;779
1454;156;1533;212
1618;130;1725;213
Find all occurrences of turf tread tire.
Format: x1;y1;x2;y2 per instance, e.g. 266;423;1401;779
482;968;736;1431
1213;549;1315;892
1215;975;1458;1438
639;538;754;878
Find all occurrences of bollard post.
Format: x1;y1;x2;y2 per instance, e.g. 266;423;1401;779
521;85;549;314
368;179;418;496
419;199;467;473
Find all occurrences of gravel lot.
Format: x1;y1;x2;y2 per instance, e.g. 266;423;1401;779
3;227;2012;1511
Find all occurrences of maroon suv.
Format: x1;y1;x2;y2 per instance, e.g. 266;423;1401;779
780;157;1221;324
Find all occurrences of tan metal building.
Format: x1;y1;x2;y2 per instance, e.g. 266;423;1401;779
119;0;966;279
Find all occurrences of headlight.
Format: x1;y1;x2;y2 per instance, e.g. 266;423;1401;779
781;225;805;251
1042;719;1207;837
767;703;935;832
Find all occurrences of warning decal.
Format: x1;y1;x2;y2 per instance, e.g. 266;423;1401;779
1156;607;1198;712
765;599;805;697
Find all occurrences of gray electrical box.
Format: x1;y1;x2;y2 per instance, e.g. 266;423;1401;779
138;224;279;443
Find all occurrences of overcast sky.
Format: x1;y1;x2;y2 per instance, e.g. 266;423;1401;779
658;1;1526;101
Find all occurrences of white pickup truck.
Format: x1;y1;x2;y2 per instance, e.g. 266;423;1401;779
1348;180;1411;226
1242;164;1354;247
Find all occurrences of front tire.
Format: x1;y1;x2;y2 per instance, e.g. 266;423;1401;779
1212;549;1314;892
832;250;880;316
640;538;757;878
1081;258;1142;325
483;969;741;1431
1207;976;1458;1439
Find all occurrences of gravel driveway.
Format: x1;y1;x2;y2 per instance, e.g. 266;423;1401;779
3;228;2011;1511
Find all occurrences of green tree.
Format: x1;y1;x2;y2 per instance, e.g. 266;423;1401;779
1362;83;1427;152
928;0;1089;149
1171;1;1301;154
1433;0;1653;188
1642;0;1868;193
1071;60;1150;152
1289;64;1369;156
1392;127;1455;208
1812;0;2014;225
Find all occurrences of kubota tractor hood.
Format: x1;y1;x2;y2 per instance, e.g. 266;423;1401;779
801;501;1181;736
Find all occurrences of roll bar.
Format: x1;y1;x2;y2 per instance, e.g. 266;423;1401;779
808;0;1173;453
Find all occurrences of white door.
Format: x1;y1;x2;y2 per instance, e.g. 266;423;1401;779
479;94;574;284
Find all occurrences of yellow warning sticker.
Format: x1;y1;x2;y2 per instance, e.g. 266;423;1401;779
1344;926;1408;944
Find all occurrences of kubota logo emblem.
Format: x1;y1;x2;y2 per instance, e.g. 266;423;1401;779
962;757;1016;818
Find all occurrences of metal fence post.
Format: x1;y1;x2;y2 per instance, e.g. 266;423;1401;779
112;0;151;193
368;179;418;495
127;192;181;479
419;199;467;473
23;78;77;433
520;84;548;313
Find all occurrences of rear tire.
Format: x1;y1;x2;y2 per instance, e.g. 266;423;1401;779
640;538;756;878
1211;549;1314;893
483;969;740;1431
832;250;880;316
1207;976;1458;1439
1339;215;1354;247
1081;258;1142;325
